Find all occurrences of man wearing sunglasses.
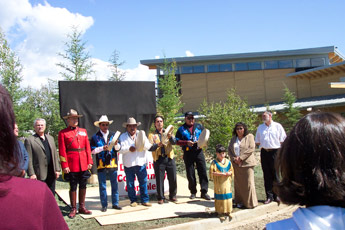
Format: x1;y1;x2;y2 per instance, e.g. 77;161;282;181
90;115;122;212
175;112;210;200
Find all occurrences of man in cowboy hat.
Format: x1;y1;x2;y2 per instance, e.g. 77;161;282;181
58;109;93;218
175;111;210;200
148;115;177;204
90;115;122;212
118;117;152;207
25;118;60;194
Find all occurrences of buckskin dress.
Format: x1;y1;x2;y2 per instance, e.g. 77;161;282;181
209;158;233;215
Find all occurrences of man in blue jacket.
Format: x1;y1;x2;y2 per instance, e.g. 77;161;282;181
90;115;122;212
175;112;210;200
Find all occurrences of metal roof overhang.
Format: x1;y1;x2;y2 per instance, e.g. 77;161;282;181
141;46;342;70
286;61;345;79
252;94;345;113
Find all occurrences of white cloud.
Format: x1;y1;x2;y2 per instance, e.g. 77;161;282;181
185;50;194;57
155;55;160;59
0;0;155;89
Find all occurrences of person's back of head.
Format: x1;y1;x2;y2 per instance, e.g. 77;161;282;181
275;112;345;208
0;84;20;177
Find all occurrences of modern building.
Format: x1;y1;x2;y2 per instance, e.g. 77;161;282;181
141;46;345;114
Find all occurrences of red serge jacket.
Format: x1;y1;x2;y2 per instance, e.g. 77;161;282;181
58;126;93;172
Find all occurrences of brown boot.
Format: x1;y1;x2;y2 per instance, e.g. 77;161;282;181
78;188;92;215
68;191;77;219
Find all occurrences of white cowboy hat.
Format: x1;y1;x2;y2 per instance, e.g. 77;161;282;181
135;130;146;152
122;117;141;128
107;131;121;150
161;125;174;146
94;115;113;127
63;109;83;119
197;129;210;148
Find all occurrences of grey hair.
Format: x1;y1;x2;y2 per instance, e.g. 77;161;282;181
263;111;272;117
34;118;46;127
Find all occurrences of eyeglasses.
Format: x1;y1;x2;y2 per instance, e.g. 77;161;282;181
236;127;244;130
187;117;194;120
100;123;109;126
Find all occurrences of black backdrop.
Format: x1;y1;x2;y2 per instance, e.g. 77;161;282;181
59;81;156;137
59;81;156;174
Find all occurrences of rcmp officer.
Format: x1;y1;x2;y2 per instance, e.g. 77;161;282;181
58;109;93;218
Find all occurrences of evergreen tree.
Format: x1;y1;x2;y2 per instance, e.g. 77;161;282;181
108;49;126;81
156;60;184;126
198;89;258;155
56;26;95;80
280;87;302;132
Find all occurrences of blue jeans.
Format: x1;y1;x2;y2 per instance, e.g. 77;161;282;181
124;165;149;203
97;169;119;208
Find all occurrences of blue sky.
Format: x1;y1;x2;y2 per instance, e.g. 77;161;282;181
1;0;345;87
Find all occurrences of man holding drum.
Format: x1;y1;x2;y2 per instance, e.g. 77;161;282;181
175;112;211;200
118;117;152;207
90;115;122;212
148;115;177;204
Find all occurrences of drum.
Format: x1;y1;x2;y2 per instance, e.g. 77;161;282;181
197;129;210;148
161;125;174;146
135;130;146;152
108;131;121;151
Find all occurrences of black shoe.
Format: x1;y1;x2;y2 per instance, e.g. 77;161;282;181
189;194;196;199
264;198;273;204
112;205;122;210
101;207;107;212
201;193;211;200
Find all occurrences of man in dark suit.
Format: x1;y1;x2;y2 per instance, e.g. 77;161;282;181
25;118;61;194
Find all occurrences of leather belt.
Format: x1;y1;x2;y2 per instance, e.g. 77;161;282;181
262;148;278;152
67;148;85;152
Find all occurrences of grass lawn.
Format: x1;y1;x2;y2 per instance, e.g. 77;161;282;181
56;157;266;229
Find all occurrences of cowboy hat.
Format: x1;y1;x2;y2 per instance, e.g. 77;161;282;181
63;109;83;119
122;117;141;128
197;129;210;148
94;115;113;127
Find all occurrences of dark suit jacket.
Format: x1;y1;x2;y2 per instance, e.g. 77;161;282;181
25;133;61;181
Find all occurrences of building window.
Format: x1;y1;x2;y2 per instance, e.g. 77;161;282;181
279;60;293;69
235;63;248;71
181;66;193;74
296;59;311;68
311;57;325;67
207;64;219;72
264;61;278;69
248;62;262;70
193;65;205;73
219;63;232;72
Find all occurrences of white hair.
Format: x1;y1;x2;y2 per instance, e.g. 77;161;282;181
34;118;46;127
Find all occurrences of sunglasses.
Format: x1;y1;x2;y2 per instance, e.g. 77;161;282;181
186;117;194;120
236;127;244;130
100;123;109;126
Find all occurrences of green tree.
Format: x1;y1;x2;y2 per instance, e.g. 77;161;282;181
157;60;184;126
0;29;24;111
279;87;302;132
108;49;126;81
198;89;258;155
56;26;95;80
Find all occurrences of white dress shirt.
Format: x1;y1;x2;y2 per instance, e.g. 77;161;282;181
255;121;286;149
233;137;241;156
118;131;151;168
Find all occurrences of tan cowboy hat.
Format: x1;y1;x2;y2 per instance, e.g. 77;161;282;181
94;115;113;127
135;130;146;152
63;109;83;119
122;117;141;128
108;131;121;151
161;125;174;146
197;129;210;148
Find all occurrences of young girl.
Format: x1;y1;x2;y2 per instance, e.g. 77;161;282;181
209;144;233;221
